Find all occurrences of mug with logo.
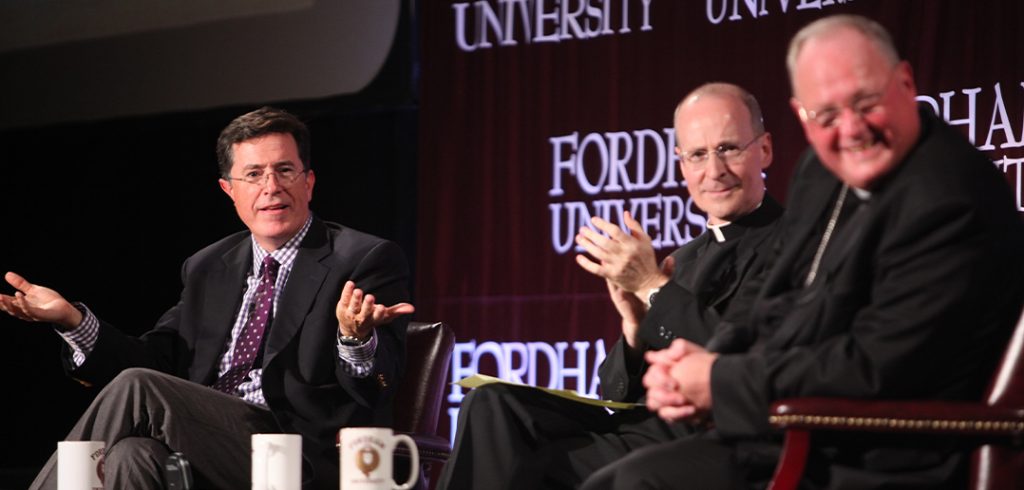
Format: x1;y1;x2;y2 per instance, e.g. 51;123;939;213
57;441;105;490
338;427;418;490
251;433;302;490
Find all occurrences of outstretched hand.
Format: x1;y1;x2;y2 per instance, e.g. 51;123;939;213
335;280;414;340
0;272;82;329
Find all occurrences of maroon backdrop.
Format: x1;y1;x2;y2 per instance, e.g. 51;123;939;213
416;0;1024;442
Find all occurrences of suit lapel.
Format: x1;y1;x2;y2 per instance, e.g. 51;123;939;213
191;238;251;384
264;220;332;366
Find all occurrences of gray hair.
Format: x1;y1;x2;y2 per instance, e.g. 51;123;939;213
786;14;899;90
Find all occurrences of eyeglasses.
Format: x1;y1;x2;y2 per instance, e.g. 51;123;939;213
680;133;764;169
226;165;306;186
798;95;885;129
797;68;897;129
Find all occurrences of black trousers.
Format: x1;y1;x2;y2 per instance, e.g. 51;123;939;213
579;434;749;490
437;383;694;490
29;368;280;489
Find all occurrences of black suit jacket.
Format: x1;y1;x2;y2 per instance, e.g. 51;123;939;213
67;218;410;488
599;197;783;403
711;108;1024;486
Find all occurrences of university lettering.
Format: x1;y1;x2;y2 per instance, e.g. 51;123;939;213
453;0;653;52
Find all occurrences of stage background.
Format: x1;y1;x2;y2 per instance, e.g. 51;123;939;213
415;0;1024;444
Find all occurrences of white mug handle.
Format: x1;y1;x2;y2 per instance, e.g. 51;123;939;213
391;434;419;490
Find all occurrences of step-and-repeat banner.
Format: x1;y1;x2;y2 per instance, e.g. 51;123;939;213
416;0;1024;442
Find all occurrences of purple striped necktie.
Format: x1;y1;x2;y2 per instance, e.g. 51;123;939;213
211;255;280;394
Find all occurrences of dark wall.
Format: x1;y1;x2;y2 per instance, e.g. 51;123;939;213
0;3;419;482
0;100;418;475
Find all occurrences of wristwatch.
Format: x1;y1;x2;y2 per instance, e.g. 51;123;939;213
646;287;661;308
338;334;368;346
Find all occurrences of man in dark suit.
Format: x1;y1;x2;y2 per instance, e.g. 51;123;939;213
0;107;414;489
585;15;1024;489
437;83;783;489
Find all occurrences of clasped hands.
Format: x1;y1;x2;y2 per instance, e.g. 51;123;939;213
335;281;414;341
643;338;718;423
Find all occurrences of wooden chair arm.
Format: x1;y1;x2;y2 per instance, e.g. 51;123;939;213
769;398;1024;437
767;398;1024;490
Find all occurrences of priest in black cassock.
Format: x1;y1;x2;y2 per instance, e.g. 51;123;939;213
438;82;784;490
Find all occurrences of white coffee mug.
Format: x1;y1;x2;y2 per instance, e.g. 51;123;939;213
57;441;105;490
251;433;302;490
338;427;418;490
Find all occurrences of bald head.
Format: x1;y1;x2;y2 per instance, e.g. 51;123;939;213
673;83;765;136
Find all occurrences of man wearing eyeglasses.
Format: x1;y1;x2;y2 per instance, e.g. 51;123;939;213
585;15;1024;489
1;107;414;489
438;83;783;490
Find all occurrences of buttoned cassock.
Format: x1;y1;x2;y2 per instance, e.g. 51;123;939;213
583;107;1024;490
438;197;782;489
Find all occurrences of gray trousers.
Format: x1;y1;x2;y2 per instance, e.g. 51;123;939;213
30;368;279;489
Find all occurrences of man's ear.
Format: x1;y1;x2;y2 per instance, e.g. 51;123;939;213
675;146;688;179
789;97;806;123
895;60;917;96
304;169;316;201
218;179;235;201
759;132;773;170
790;97;814;138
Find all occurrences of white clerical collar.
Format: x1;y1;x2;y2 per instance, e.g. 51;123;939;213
706;200;764;243
852;187;872;200
707;221;730;243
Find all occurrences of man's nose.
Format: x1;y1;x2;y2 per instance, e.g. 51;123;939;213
262;172;284;192
836;107;870;137
705;152;729;176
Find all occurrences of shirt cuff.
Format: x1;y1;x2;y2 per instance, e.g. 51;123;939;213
56;303;99;367
336;330;377;378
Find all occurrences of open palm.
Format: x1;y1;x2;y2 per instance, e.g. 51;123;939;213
0;272;79;326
